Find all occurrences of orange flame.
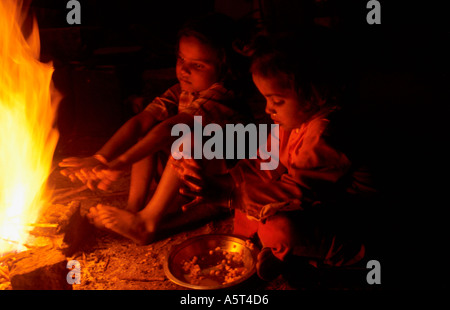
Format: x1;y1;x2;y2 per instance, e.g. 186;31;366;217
0;1;59;255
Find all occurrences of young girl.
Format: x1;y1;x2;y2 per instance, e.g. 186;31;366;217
174;32;377;281
59;13;248;244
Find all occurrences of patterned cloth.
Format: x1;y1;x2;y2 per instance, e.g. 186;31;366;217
144;82;242;126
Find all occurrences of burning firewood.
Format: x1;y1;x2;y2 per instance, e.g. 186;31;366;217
9;246;72;290
28;201;81;237
0;199;99;290
51;185;89;203
28;201;96;256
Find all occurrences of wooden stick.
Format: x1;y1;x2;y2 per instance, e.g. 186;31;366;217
52;185;88;202
25;223;58;228
52;187;74;195
0;237;32;249
51;190;129;205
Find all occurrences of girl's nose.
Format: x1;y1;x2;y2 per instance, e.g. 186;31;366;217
181;62;190;75
265;102;276;115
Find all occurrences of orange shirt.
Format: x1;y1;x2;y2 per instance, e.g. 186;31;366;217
230;106;356;221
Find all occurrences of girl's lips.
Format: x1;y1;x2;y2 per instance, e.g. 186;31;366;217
271;118;284;127
180;78;191;84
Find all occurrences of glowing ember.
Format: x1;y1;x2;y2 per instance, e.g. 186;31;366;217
0;1;59;255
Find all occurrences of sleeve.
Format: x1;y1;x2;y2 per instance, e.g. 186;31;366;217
180;83;240;126
144;84;181;121
230;118;352;221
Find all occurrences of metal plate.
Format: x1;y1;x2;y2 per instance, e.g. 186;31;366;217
164;234;259;290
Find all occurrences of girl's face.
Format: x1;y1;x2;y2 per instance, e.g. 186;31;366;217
252;73;317;130
176;35;222;93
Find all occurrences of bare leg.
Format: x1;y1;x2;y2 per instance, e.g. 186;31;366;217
139;157;189;226
87;132;227;244
126;155;156;213
88;158;190;244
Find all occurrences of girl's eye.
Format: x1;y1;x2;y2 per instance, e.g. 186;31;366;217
194;63;204;70
272;98;284;106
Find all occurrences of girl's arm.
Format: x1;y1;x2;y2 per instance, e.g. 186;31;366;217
96;110;160;161
107;112;195;169
95;84;182;162
58;110;160;181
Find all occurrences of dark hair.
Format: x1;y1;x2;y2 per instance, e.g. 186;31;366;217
250;29;343;106
176;13;243;83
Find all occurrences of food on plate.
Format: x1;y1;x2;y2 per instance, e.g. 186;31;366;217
180;240;255;286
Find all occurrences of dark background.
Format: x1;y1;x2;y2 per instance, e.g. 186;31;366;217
26;0;449;289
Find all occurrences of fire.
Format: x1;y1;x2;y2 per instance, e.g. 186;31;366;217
0;1;59;255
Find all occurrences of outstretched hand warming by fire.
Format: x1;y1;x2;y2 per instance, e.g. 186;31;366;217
59;156;123;191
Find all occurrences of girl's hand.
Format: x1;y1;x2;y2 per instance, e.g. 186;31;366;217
171;157;204;198
92;167;123;191
59;156;115;191
59;156;105;189
171;157;234;212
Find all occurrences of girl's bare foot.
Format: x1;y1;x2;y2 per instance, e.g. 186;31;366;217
87;204;155;245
